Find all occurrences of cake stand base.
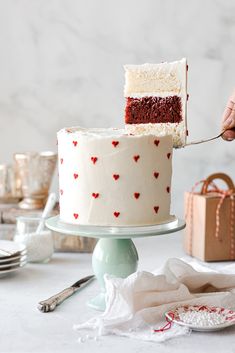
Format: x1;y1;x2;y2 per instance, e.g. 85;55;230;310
89;238;138;311
46;216;185;311
88;292;106;311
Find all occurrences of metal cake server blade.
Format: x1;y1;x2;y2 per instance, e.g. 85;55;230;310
38;275;95;313
181;129;232;148
185;131;224;146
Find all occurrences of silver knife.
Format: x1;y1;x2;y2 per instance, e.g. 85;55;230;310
38;275;95;313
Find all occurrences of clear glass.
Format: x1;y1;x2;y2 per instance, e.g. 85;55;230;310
14;216;54;263
14;151;57;209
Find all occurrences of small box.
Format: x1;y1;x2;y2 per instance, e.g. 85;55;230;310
184;173;235;261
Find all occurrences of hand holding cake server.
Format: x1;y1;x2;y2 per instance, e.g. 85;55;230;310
221;90;235;141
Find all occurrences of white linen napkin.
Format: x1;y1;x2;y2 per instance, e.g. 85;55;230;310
74;258;235;342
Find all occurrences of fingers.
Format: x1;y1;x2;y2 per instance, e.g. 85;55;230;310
222;106;233;123
222;129;235;141
222;90;235;129
223;108;235;130
222;97;235;123
222;90;235;123
221;90;235;141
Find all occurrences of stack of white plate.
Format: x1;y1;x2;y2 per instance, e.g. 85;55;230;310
0;240;27;277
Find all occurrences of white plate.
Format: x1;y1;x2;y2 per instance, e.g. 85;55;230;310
0;251;27;264
0;240;26;259
0;261;27;278
0;256;27;269
165;305;235;332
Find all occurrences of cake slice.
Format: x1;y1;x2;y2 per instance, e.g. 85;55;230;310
124;58;188;147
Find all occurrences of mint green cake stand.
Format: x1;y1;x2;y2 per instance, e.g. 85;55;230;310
46;216;185;311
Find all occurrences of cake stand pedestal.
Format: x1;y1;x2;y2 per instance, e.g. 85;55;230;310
46;216;185;311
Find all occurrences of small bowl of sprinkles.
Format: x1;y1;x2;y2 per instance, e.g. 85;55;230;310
165;305;235;332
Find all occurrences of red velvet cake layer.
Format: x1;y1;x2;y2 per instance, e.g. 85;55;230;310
125;96;182;124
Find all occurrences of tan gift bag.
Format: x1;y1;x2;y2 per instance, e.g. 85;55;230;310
184;173;235;261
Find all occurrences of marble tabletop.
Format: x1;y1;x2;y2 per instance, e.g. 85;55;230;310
1;232;235;353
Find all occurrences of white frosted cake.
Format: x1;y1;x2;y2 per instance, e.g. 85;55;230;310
124;58;188;147
58;127;173;226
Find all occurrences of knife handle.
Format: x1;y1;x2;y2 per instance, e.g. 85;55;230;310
38;286;77;313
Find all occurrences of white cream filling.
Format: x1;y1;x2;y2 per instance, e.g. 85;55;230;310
124;58;187;97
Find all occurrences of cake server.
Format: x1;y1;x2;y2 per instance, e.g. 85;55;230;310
183;129;231;147
38;275;95;312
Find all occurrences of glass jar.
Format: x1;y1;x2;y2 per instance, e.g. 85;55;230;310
14;216;54;263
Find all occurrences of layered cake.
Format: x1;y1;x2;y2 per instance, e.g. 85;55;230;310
58;127;173;226
124;58;188;147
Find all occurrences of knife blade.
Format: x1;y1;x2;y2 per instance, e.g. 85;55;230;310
38;275;95;313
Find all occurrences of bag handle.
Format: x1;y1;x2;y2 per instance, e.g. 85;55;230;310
201;173;235;195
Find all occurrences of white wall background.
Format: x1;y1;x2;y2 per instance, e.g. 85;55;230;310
0;0;235;217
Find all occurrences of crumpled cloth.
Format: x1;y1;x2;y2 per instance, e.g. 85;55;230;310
74;258;235;342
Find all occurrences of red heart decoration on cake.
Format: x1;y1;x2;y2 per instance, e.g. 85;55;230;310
114;212;120;218
92;192;99;199
166;186;170;193
167;153;171;159
60;189;63;195
134;192;140;199
73;213;79;219
60;158;63;164
154;139;160;147
154;172;159;179
73;173;78;179
112;141;119;147
133;155;140;162
73;140;78;147
113;174;120;180
91;157;98;164
154;206;159;214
